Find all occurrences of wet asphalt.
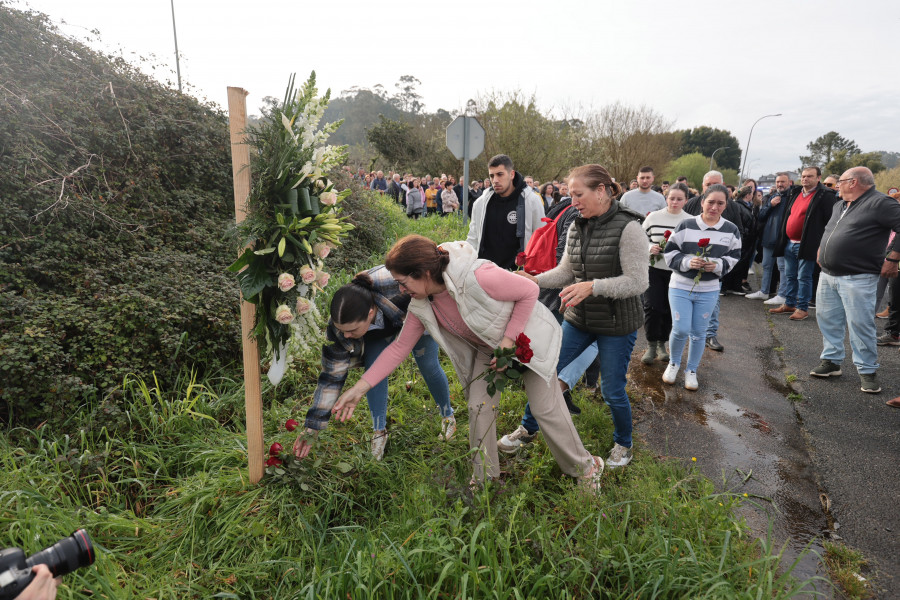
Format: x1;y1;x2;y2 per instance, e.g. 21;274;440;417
627;282;900;599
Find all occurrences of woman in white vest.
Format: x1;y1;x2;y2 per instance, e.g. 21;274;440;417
332;235;604;490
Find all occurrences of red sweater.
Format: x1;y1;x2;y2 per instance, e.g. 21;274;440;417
785;190;814;242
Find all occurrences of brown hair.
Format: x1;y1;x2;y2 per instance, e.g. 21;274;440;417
566;164;622;197
384;235;449;285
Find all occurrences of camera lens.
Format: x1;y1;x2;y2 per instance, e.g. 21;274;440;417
25;529;94;577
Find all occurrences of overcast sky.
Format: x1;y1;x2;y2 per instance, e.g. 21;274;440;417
13;0;900;177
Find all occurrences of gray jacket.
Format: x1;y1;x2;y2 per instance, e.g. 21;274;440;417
819;187;900;276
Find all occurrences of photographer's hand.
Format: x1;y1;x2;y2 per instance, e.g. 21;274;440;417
19;565;60;600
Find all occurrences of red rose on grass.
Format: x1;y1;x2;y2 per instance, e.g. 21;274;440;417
697;238;710;248
663;230;672;240
515;252;527;268
285;419;299;432
268;442;283;456
265;456;283;467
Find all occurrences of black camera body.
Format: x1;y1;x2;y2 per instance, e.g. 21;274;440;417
0;530;94;600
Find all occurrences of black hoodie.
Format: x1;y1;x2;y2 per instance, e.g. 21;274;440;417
479;171;529;270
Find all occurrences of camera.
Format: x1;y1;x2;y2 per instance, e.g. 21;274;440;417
0;529;94;600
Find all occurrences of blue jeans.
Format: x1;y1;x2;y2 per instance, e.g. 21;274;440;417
816;273;880;375
363;334;453;430
761;246;786;296
522;322;636;448
782;241;814;311
706;282;721;337
553;312;599;390
668;287;719;373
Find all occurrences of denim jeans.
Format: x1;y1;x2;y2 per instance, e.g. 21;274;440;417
817;273;879;375
363;334;453;430
706;282;721;337
761;246;786;296
782;241;814;311
668;287;720;372
552;312;599;390
521;321;636;448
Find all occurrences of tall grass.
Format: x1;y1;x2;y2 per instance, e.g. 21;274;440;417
0;200;825;598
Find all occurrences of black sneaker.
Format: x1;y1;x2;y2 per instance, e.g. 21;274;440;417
810;360;842;377
741;282;753;294
563;389;581;415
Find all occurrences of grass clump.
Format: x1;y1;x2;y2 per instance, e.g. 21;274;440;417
823;541;871;599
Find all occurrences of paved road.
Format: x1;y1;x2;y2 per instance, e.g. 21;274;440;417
629;290;900;598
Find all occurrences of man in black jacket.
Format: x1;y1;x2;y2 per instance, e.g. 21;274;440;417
768;167;838;321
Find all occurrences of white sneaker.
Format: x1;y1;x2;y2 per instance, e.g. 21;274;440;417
439;415;457;441
497;425;538;454
371;430;388;461
764;295;786;305
606;443;633;468
662;363;678;385
684;370;699;391
745;290;769;300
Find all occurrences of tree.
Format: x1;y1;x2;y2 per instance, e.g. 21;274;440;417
675;126;742;171
825;150;886;177
875;165;900;192
800;131;859;168
582;102;680;183
365;115;424;169
876;151;900;170
390;75;424;114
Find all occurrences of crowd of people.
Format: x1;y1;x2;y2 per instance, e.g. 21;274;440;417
296;154;900;491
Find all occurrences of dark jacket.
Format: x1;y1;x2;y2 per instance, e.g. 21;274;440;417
684;193;752;237
819;187;900;276
757;191;787;248
537;198;577;312
774;183;839;260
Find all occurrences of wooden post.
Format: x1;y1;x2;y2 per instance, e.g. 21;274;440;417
227;87;264;484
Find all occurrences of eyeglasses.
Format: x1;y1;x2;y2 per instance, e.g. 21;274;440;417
824;182;834;188
836;178;856;185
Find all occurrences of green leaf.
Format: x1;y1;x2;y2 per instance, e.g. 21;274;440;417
227;248;255;272
496;378;507;392
277;237;286;257
506;368;521;379
253;247;275;256
300;483;310;491
336;462;353;474
486;382;496;397
235;255;272;300
496;356;508;369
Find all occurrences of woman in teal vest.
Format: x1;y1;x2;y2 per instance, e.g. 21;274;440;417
500;164;649;469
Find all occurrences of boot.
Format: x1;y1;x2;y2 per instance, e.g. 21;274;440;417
641;342;658;365
657;341;670;362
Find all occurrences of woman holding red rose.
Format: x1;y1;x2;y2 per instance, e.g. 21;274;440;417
640;182;694;364
333;235;603;490
662;184;742;390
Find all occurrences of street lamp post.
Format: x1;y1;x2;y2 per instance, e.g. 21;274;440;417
739;113;782;182
709;146;730;171
170;0;182;93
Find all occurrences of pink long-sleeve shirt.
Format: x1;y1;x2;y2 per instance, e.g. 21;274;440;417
361;263;537;388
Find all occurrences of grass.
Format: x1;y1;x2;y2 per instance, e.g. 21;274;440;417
786;374;797;383
823;541;871;599
0;200;823;598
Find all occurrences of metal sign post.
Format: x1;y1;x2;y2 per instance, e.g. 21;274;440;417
446;116;485;222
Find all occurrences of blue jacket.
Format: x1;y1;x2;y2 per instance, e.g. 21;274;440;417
757;192;786;248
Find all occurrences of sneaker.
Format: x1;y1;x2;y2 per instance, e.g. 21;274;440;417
607;443;633;468
745;290;769;300
563;389;581;415
741;282;753;294
497;425;538;454
684;370;699;391
371;430;389;461
439;415;457;441
860;373;881;394
877;332;900;346
578;455;604;493
657;341;670;362
764;294;786;305
641;342;658;365
810;360;842;378
724;287;746;296
662;362;678;385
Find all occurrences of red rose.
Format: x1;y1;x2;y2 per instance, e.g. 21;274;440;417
663;230;672;240
515;346;534;363
265;456;283;467
285;419;299;432
515;252;527;267
515;332;531;347
268;442;283;456
697;238;710;248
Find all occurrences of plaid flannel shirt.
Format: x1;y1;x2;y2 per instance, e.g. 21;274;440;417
304;266;409;431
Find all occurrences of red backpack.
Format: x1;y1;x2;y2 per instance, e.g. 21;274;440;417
523;206;573;275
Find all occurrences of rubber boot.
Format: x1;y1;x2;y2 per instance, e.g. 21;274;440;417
657;341;670;363
641;342;657;365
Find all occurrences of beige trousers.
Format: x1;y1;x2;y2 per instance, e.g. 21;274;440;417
462;351;594;482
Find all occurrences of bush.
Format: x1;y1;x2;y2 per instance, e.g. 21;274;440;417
0;7;240;422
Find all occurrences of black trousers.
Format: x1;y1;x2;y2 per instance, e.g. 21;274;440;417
887;276;900;335
643;267;673;342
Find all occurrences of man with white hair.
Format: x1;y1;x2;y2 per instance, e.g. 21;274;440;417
810;167;900;394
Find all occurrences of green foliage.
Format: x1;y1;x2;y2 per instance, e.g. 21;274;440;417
662;153;711;190
800;131;860;168
823;541;871;599
0;6;241;423
875;164;900;192
675;126;742;171
826;150;885;176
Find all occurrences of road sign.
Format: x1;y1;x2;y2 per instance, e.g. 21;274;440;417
446;116;484;161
